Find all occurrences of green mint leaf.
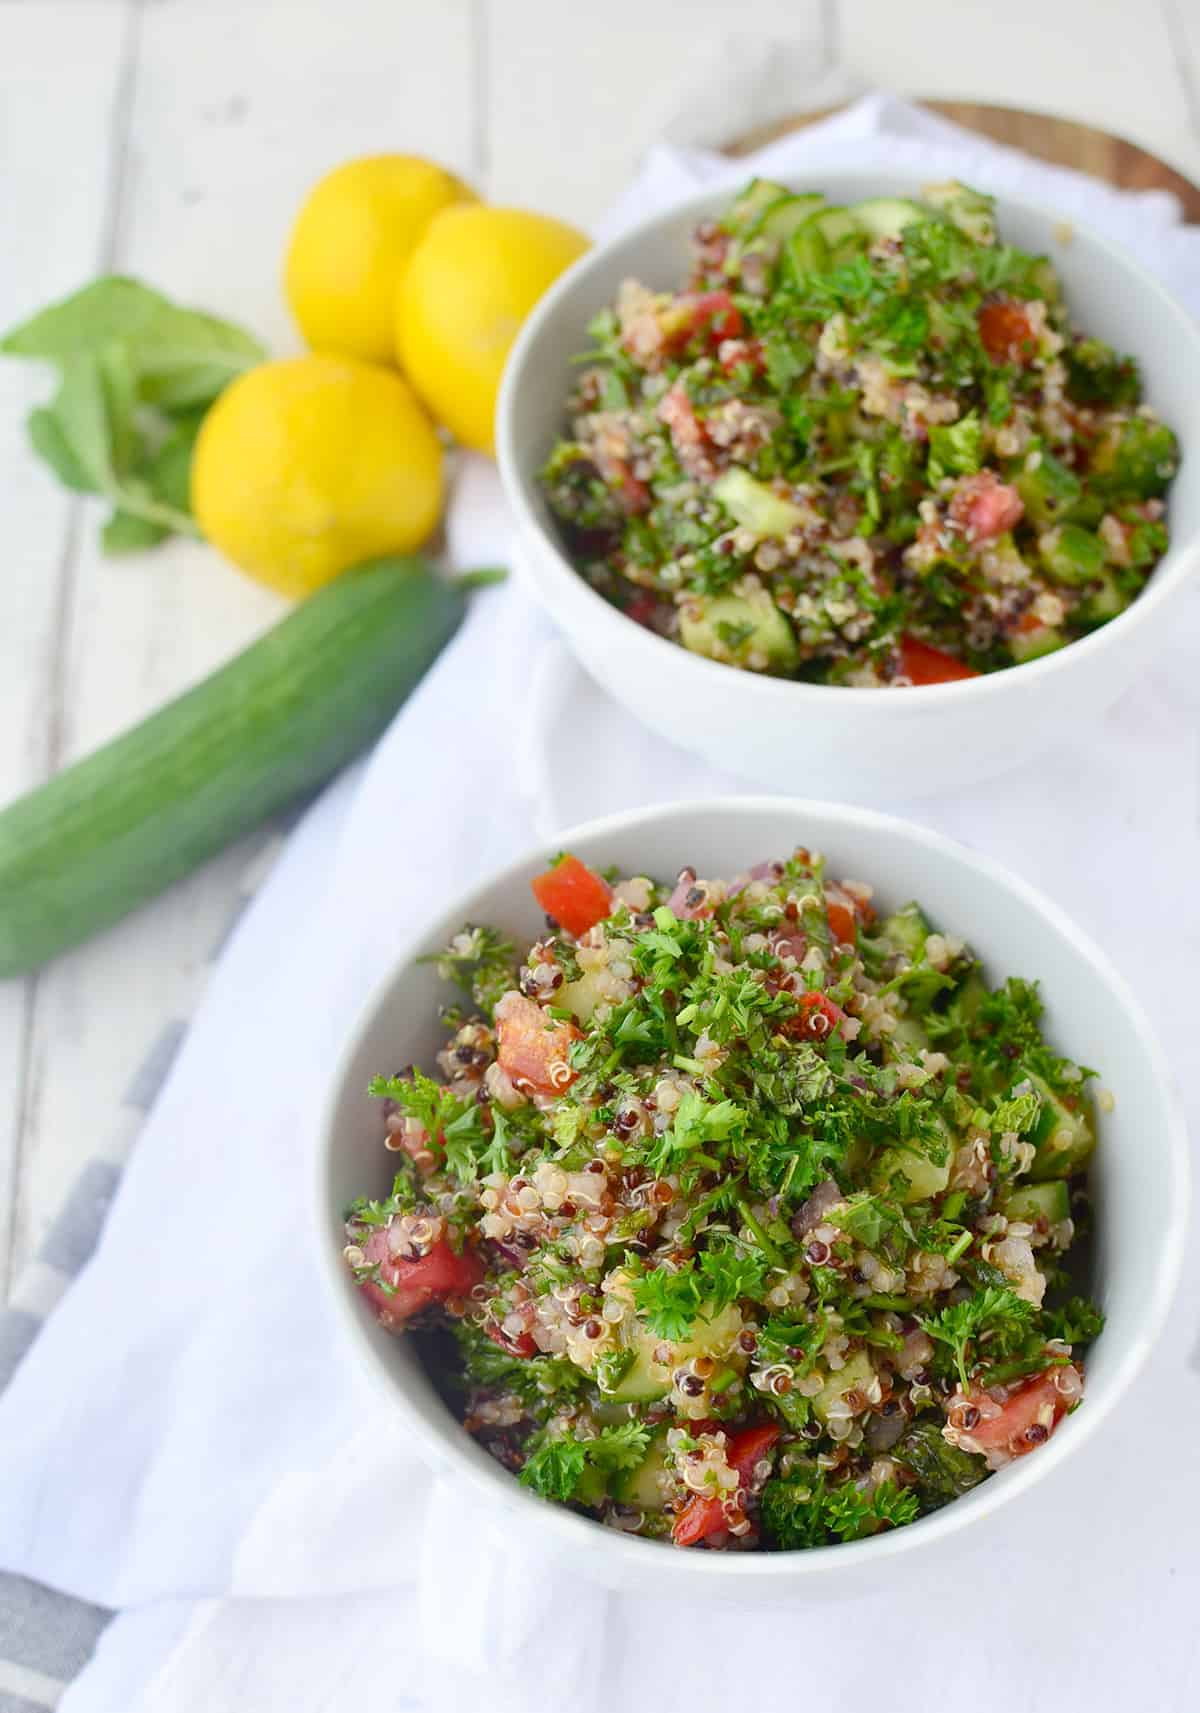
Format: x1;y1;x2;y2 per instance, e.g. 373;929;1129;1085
1;276;265;411
102;510;170;554
27;399;97;493
3;277;262;552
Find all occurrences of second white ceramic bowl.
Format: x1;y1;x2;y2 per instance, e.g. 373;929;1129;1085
497;172;1200;802
314;797;1187;1596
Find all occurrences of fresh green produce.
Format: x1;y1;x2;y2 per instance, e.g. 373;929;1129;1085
1;277;265;551
0;556;496;976
339;847;1102;1551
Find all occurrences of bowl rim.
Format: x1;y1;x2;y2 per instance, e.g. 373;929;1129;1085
312;794;1190;1582
496;173;1200;707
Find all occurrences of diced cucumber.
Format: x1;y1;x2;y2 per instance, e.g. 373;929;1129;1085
1015;449;1083;527
785;207;863;277
605;1305;744;1404
713;467;807;538
1002;1181;1070;1225
1039;524;1106;586
679;591;798;673
880;901;931;961
604;1342;670;1404
755;192;826;240
849;197;928;240
723;178;792;236
956;969;988;1025
1077;569;1130;627
575;1463;609;1508
1008;624;1066;664
874;1127;953;1204
1025;1073;1097;1181
813;1349;876;1423
922;181;996;243
809;208;862;247
1029;258;1062;305
887;1013;931;1057
614;1428;674;1510
590;1400;635;1425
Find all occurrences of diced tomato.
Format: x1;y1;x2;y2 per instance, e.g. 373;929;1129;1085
612;462;651;516
671;1425;780;1547
358;1231;483;1325
624;591;662;630
826;899;857;946
978;299;1037;365
531;853;612;938
1016;607;1045;634
495;991;581;1096
728;1423;780;1483
824;883;869;948
898;635;981;686
659;290;743;359
962;1366;1080;1458
781;988;847;1043
949;470;1025;543
678;289;744;346
672;1495;726;1547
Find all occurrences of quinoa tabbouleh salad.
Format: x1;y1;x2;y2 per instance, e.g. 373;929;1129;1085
539;179;1180;685
341;847;1104;1552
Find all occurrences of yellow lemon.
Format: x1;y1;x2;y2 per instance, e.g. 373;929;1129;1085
191;355;443;598
397;205;589;454
285;155;475;364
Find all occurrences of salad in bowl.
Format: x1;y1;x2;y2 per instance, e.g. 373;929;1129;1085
540;179;1179;685
338;842;1104;1552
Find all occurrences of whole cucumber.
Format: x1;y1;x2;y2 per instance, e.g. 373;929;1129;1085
0;555;468;977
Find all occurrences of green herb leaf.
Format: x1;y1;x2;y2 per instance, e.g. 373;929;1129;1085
761;1473;919;1547
518;1421;652;1503
893;1421;985;1509
2;276;263;552
927;411;983;484
1;277;265;410
1041;1295;1105;1347
919;1285;1037;1389
519;1433;589;1502
420;923;517;1018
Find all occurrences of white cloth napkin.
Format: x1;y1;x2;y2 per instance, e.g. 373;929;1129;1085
2;94;1199;1713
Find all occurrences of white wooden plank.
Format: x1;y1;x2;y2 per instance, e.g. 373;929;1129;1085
0;0;131;1297
838;0;1200;182
1163;0;1200;154
485;0;828;222
10;0;477;1281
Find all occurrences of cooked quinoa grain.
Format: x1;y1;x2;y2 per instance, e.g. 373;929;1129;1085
539;179;1179;686
341;848;1104;1550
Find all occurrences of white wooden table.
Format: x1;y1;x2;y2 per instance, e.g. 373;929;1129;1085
2;0;1199;1300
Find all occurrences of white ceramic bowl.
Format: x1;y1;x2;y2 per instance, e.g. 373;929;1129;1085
497;172;1200;802
314;797;1187;1595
